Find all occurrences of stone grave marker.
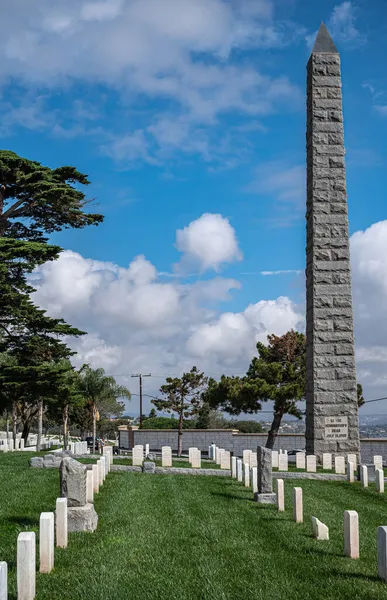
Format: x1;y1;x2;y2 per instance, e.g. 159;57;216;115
161;446;172;467
276;479;284;512
347;454;357;470
250;453;257;468
271;450;279;469
40;512;54;574
56;498;68;549
60;457;98;533
312;517;329;540
237;459;243;482
231;456;237;478
17;532;35;600
255;447;276;504
307;455;316;473
278;453;288;472
293;487;303;523
347;461;355;483
360;465;368;488
344;510;359;559
378;526;387;581
243;450;252;466
374;455;383;470
335;456;345;474
296;452;306;470
322;453;332;470
191;449;201;469
251;467;258;493
376;469;384;493
220;450;231;470
244;463;250;487
0;561;7;600
133;446;144;466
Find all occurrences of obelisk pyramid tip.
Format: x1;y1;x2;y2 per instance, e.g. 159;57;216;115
312;22;339;54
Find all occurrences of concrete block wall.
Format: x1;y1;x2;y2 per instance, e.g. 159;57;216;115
118;427;387;462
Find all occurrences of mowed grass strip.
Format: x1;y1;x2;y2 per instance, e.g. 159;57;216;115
1;454;387;599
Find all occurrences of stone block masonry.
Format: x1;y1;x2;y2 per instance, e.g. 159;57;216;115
305;23;360;461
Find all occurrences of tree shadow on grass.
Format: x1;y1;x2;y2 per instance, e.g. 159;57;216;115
328;569;380;583
6;515;39;528
210;491;249;502
301;546;343;558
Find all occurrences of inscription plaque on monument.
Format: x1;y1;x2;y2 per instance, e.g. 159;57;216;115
325;417;348;440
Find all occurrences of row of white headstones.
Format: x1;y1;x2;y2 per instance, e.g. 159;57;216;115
0;447;114;600
231;455;387;582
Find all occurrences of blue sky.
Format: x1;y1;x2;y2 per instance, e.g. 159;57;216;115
1;0;387;415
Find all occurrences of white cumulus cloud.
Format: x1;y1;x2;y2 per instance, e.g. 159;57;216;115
175;213;242;272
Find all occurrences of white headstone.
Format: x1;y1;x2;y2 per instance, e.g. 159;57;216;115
276;479;284;512
132;446;144;466
20;438;25;451
231;456;237;478
347;461;355;483
17;532;35;600
374;455;383;470
188;447;196;464
237;459;243;482
208;445;212;460
161;446;172;467
378;526;387;581
8;439;14;452
278;454;288;472
249;453;257;468
293;487;303;523
56;498;68;549
101;456;107;480
347;454;357;469
243;450;252;466
92;464;99;493
322;453;332;470
87;470;94;503
244;463;250;487
145;443;150;457
376;468;384;493
220;450;231;470
360;465;368;488
296;452;306;470
251;467;258;493
0;562;7;600
312;516;329;540
210;444;216;461
271;450;279;468
344;510;359;559
191;449;201;469
335;456;345;474
97;459;103;486
40;512;54;574
306;455;316;473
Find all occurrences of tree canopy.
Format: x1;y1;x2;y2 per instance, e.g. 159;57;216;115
0;150;103;241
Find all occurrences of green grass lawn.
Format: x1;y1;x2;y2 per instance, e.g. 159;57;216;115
1;453;387;599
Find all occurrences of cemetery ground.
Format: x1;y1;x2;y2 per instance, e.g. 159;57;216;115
1;454;387;599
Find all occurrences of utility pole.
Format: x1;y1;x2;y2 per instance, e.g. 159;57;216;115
131;373;151;428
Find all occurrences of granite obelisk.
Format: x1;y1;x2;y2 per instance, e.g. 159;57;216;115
305;23;360;461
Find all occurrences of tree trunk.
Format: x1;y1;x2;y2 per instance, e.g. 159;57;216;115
177;409;184;457
265;408;284;450
12;399;17;447
63;404;69;451
36;399;43;452
22;422;30;443
92;403;97;455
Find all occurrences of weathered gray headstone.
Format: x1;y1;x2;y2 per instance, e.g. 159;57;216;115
305;22;360;462
142;461;156;473
254;446;276;504
60;458;87;507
